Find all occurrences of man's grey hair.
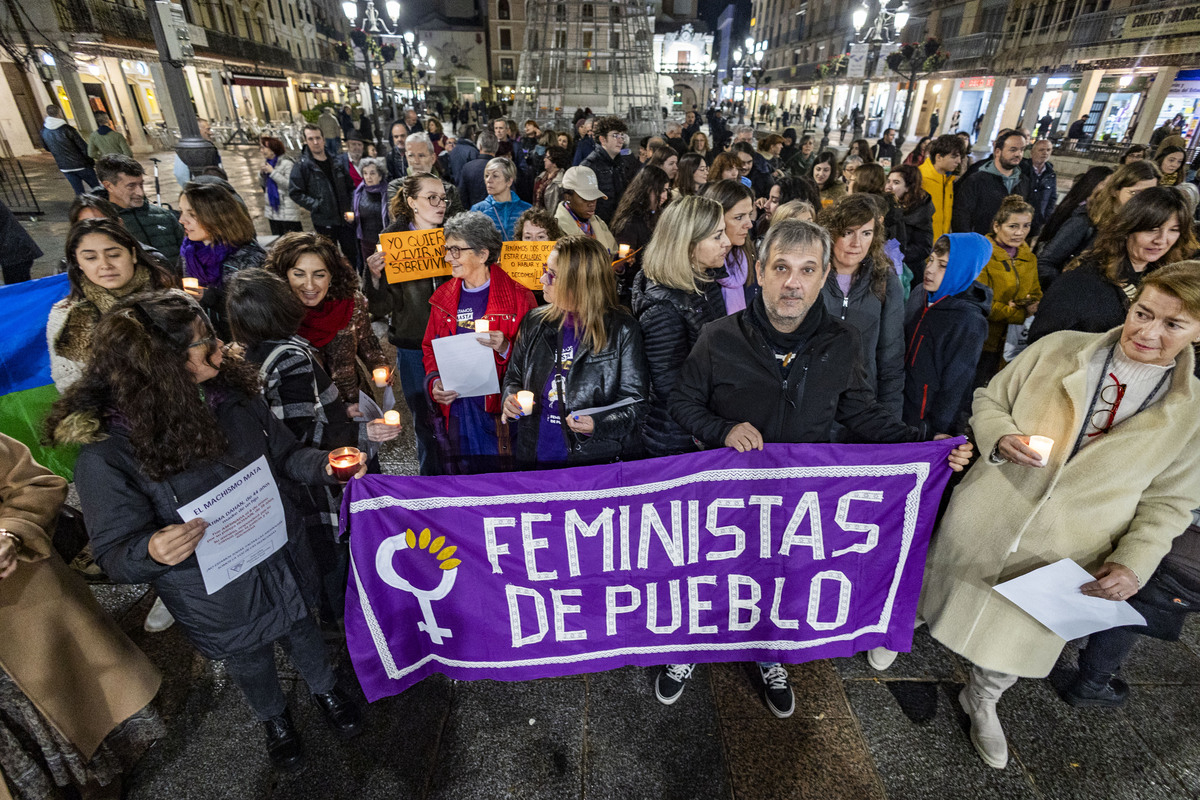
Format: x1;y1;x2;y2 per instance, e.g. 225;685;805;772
443;211;503;263
734;125;755;137
405;131;433;152
477;131;499;154
758;220;832;272
665;121;682;135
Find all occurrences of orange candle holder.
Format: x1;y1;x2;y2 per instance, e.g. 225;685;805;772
329;447;362;481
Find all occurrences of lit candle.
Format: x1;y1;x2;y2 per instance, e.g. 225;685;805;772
476;318;490;333
372;367;389;387
376;243;383;253
517;390;534;415
328;447;362;481
182;277;199;290
618;244;631;259
384;409;401;426
1028;436;1054;466
344;211;355;222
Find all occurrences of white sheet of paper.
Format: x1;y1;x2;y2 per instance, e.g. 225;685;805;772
571;397;637;417
176;456;288;595
431;332;500;398
993;558;1147;641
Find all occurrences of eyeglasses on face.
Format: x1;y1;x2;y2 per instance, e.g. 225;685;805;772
541;265;558;284
421;194;447;206
188;336;216;350
446;245;476;259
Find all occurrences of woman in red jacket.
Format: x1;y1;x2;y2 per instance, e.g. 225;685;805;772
423;211;537;473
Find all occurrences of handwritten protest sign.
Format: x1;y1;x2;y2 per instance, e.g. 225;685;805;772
342;440;958;701
381;228;451;284
499;241;555;291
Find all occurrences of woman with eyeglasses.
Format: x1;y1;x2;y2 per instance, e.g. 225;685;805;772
501;235;647;467
363;172;449;475
47;291;366;772
423;212;537;474
1030;187;1197;347
874;260;1200;770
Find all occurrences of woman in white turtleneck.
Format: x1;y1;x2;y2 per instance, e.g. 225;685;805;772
874;260;1200;772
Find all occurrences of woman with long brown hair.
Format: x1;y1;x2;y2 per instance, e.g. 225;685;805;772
819;193;906;417
903;136;930;167
672;152;709;200
701;179;756;316
1030;186;1197;344
501;235;647;467
263;232;386;416
47;219;179;390
886;164;935;281
178;182;266;338
612;164;671;303
47;291;364;771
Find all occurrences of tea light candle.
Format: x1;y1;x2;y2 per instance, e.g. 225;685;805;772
372;367;389;387
344;211;355;222
517;390;534;415
182;277;199;290
476;318;490;333
376;243;383;253
383;409;401;426
618;244;631;259
1028;436;1054;466
328;447;362;481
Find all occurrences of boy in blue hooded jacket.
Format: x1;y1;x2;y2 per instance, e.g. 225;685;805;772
902;232;993;435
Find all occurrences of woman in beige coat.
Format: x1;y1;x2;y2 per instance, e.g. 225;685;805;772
919;261;1200;770
0;434;162;800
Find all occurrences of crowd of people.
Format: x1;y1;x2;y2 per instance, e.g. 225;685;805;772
6;101;1200;797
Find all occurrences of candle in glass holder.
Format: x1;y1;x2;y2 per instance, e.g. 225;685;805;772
1028;435;1054;466
476;318;490;333
344;211;355;222
182;277;199;290
618;244;631;259
383;409;401;426
372;367;389;387
516;390;534;415
376;243;383;253
328;447;362;481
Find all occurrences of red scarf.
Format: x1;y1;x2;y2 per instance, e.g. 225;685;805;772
299;297;355;347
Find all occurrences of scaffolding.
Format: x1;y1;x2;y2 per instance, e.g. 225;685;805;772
513;0;660;133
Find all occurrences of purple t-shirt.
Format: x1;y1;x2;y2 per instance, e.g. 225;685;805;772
536;324;578;464
455;281;491;417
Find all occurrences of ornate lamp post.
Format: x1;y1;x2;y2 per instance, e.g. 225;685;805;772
851;2;909;137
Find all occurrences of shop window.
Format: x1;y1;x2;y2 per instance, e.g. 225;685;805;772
498;0;510;19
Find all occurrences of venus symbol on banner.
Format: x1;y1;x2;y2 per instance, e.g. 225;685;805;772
375;528;462;644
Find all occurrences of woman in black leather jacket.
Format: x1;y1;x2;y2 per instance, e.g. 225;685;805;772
632;195;730;456
502;236;649;467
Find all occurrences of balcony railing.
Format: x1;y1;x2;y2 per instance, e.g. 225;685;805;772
53;0;153;44
298;58;363;81
946;32;1002;64
659;64;710;75
1005;0;1183;52
198;29;296;69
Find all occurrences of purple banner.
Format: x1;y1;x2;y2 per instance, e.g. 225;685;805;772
342;441;958;701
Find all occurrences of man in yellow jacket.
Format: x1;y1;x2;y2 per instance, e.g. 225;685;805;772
919;134;965;239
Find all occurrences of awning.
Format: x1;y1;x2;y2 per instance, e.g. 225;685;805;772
231;74;289;88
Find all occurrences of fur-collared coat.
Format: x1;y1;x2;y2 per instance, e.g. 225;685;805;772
921;329;1200;677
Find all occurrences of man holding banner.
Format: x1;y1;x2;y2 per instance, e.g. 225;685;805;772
662;219;972;715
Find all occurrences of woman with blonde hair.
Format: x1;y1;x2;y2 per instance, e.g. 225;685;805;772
470;156;532;239
771;199;815;224
688;130;709;158
632;196;730;456
502;235;648;467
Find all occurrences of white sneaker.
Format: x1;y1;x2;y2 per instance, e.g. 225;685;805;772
959;686;1008;769
143;596;175;633
867;646;898;671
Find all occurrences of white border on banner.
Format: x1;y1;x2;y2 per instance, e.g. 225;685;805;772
349;462;930;682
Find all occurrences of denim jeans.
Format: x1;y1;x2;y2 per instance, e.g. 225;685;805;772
223;615;336;721
325;137;341;155
62;168;100;196
396;347;441;475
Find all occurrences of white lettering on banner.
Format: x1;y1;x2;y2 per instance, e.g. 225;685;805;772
521;512;556;581
552;588;587;641
728;574;762;631
564;507;614;576
808;571;852;630
770;577;800;629
647;580;682;634
832;490;884;557
506;584;548;646
619;505;632;571
638;501;685;569
687;499;701;565
706;498;746;561
779;491;824;559
748;495;783;558
484;516;515;574
688;575;719;634
606;585;641;635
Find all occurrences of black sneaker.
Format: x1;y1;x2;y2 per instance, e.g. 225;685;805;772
1063;674;1130;708
313;688;364;739
263;709;304;771
655;664;695;705
760;663;795;718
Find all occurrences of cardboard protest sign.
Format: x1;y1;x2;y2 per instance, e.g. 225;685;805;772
499;241;555;291
381;228;451;283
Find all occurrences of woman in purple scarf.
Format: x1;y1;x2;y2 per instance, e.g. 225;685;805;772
699;179;756;317
351;157;389;265
178;183;266;339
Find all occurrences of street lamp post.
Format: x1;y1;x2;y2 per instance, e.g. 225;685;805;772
343;1;408;121
851;2;909;138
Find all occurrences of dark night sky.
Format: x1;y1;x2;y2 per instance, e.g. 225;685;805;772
699;0;753;39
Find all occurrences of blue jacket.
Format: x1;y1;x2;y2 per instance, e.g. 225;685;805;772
472;194;531;240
